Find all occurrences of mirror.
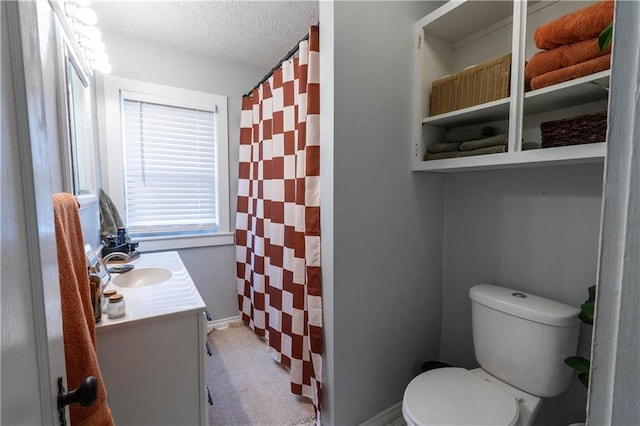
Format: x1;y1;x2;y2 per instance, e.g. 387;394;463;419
64;52;96;197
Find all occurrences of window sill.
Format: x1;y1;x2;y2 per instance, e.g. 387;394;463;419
77;193;97;209
134;232;235;252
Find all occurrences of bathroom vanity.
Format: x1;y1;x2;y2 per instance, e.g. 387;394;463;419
95;251;208;425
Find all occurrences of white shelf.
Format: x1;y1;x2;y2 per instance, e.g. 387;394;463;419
418;1;514;44
524;71;610;116
423;98;510;128
420;70;609;129
413;142;605;173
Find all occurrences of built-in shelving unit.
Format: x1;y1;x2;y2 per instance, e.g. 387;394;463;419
413;0;609;172
422;98;511;128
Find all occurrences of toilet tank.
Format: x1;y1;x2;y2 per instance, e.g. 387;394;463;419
469;284;580;398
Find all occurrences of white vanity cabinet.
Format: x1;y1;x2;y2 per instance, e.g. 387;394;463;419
413;0;610;172
95;252;208;425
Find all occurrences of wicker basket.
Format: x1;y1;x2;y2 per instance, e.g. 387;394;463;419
430;53;511;116
540;110;607;148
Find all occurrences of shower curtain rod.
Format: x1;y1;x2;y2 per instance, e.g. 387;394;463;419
244;23;318;97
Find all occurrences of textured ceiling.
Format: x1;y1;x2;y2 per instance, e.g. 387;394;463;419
92;1;319;69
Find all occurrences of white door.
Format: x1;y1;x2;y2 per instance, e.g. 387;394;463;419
1;1;68;424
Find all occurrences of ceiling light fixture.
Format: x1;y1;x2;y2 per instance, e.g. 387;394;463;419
63;0;111;74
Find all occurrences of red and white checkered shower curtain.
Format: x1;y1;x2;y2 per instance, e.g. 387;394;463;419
235;26;322;413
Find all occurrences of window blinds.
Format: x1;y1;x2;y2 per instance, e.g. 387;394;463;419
122;98;218;235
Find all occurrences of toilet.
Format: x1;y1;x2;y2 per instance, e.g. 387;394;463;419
403;284;580;426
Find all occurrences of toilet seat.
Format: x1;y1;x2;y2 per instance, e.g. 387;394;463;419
402;367;519;426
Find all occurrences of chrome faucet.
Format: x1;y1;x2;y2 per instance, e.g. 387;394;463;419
102;252;130;264
101;252;132;281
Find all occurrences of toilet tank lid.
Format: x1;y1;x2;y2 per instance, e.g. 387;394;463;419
469;284;580;327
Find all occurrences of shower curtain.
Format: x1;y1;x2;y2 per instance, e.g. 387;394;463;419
235;25;322;413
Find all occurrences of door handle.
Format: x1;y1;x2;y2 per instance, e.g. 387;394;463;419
57;376;98;426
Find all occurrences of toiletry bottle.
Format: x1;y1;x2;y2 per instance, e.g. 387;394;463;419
102;289;117;313
117;227;127;246
89;273;102;322
107;293;126;319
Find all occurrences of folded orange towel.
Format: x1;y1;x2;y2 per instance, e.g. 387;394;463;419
525;38;611;82
526;45;567;82
534;0;614;50
53;193;114;426
562;38;611;68
530;54;611;90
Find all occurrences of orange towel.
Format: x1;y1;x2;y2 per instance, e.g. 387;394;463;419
53;193;114;426
525;38;611;82
562;38;611;68
530;54;611;90
534;0;614;50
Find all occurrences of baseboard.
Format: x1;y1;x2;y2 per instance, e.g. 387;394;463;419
359;402;403;426
207;315;242;333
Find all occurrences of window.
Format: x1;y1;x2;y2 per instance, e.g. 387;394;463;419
122;96;218;235
99;76;232;250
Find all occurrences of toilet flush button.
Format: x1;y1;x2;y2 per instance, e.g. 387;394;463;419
512;292;527;298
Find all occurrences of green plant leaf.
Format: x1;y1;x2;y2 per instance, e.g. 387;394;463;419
565;286;595;389
580;302;595;325
578;372;590;388
599;23;613;51
579;285;596;325
565;356;591;375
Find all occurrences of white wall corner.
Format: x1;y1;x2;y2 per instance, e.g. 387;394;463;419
206;315;242;334
358;402;403;426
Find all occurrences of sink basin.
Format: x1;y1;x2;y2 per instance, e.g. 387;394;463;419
112;267;173;288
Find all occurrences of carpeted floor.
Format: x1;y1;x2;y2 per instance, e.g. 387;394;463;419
207;323;315;426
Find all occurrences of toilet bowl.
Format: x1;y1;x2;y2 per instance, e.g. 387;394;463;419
402;367;542;426
402;284;580;426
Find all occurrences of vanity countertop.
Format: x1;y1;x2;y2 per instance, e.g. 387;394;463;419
96;251;206;332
